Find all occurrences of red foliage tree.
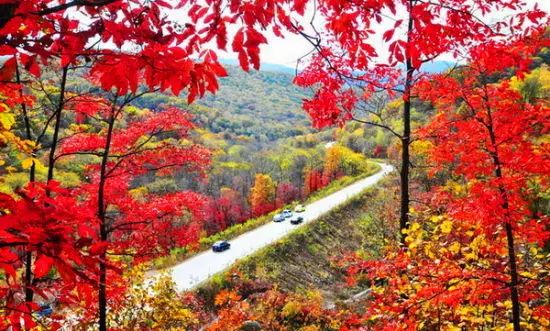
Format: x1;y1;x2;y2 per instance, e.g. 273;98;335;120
0;182;101;330
205;188;247;233
218;188;247;225
344;35;549;330
417;37;549;330
294;0;548;243
275;182;300;208
58;94;210;328
302;169;324;197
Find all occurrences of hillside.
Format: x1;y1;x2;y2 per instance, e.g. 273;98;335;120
134;65;313;141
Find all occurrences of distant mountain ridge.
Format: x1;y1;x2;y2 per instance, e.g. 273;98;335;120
133;64;313;141
220;58;454;75
219;58;297;75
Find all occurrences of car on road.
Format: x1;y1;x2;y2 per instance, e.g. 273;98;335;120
282;209;293;218
212;240;231;252
290;216;304;225
273;213;285;222
294;204;305;213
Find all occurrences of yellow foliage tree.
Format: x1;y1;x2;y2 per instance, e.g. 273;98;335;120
322;146;343;181
107;266;199;330
249;173;276;216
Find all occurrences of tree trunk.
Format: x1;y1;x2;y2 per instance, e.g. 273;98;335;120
47;66;68;182
400;1;414;246
97;107;116;331
505;221;521;331
24;252;33;302
486;106;521;331
16;60;36;303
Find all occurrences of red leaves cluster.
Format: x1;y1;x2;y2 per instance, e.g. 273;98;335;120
294;0;548;129
60;101;211;252
0;0;310;328
89;50;227;103
204;188;247;233
275;182;300;208
416;37;550;240
0;182;100;330
302;168;325;196
1;0;309;107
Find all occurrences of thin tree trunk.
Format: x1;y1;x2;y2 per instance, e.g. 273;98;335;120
485;105;521;331
16;59;36;302
46;66;68;182
504;221;521;331
15;62;35;183
24;252;33;302
399;0;415;246
97;106;116;331
400;95;411;245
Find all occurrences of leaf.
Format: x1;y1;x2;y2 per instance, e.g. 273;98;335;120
21;158;35;170
0;112;15;130
440;220;453;234
89;242;109;255
155;0;172;9
449;242;460;254
20;53;40;77
382;29;394;42
34;255;54;279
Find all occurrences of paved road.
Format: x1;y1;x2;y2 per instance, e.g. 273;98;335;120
168;163;394;291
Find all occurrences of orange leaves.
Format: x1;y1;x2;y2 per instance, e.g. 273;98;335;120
207;281;357;331
249;173;276;216
210;290;250;331
214;289;242;307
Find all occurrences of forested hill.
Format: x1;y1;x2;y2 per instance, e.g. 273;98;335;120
133;65;314;141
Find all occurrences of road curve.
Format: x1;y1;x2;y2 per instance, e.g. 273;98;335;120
168;163;394;291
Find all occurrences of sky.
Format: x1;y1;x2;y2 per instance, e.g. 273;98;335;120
219;0;550;68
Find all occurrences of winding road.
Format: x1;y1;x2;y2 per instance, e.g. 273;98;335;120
168;163;394;291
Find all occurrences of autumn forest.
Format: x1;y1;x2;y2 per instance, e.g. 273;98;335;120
0;0;549;330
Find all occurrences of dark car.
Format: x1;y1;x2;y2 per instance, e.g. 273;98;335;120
212;240;231;252
290;216;304;225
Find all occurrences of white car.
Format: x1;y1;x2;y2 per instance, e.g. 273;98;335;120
294;204;305;213
282;209;293;218
273;213;285;222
